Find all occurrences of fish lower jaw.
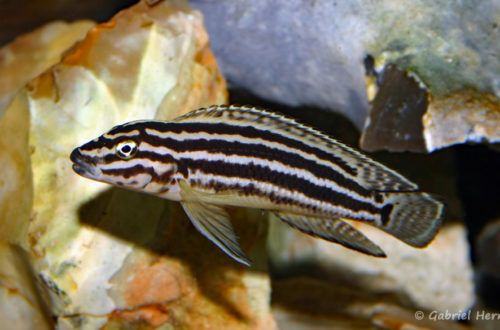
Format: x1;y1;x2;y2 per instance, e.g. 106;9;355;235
72;163;101;180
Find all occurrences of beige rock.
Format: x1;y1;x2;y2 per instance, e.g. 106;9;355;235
423;91;500;151
0;93;31;246
0;0;276;328
268;219;475;314
0;20;94;116
0;21;93;247
0;242;53;329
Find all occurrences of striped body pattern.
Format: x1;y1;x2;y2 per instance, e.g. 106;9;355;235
71;105;444;265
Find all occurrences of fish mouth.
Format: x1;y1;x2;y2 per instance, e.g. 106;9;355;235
70;148;101;179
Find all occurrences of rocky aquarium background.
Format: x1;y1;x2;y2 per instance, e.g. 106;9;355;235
0;0;499;329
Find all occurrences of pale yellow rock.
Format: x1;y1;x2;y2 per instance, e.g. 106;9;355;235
22;0;226;310
0;93;31;246
0;20;94;116
0;0;275;328
0;19;94;246
0;242;53;329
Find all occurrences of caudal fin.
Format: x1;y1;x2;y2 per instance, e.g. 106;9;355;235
374;192;445;247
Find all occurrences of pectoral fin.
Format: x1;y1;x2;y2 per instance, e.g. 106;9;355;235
274;211;386;257
178;180;250;266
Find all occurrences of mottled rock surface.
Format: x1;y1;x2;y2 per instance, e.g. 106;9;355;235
191;0;500;150
0;0;135;46
0;20;94;115
0;243;53;329
0;94;32;246
423;91;500;150
364;64;500;152
361;64;428;152
0;22;94;247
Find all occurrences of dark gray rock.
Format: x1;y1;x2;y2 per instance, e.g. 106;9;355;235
190;0;372;128
191;0;500;147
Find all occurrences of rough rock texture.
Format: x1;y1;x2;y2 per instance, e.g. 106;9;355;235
0;1;136;47
1;0;276;328
268;220;475;314
0;19;93;330
0;20;94;115
0;94;32;246
190;0;373;128
0;243;53;329
423;91;500;150
363;64;500;152
0;22;94;247
360;64;428;152
190;0;500;150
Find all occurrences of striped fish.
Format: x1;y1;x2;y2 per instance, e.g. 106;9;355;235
70;105;444;266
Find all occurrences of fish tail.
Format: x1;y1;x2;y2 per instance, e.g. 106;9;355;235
375;192;445;247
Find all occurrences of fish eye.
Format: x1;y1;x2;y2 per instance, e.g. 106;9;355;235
116;140;138;160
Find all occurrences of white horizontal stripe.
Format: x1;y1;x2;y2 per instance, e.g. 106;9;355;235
188;171;379;222
99;158;174;173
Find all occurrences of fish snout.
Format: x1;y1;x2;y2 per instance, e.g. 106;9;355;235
70;148;101;179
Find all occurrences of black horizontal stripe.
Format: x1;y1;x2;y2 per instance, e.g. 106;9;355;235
80;137;120;151
137;136;372;198
181;158;380;218
102;164;151;179
98;136;371;198
165;122;358;176
101;165;175;184
97;121;358;176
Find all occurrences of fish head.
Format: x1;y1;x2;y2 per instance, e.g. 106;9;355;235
70;121;178;194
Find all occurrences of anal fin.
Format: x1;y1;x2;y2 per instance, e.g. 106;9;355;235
274;211;386;257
